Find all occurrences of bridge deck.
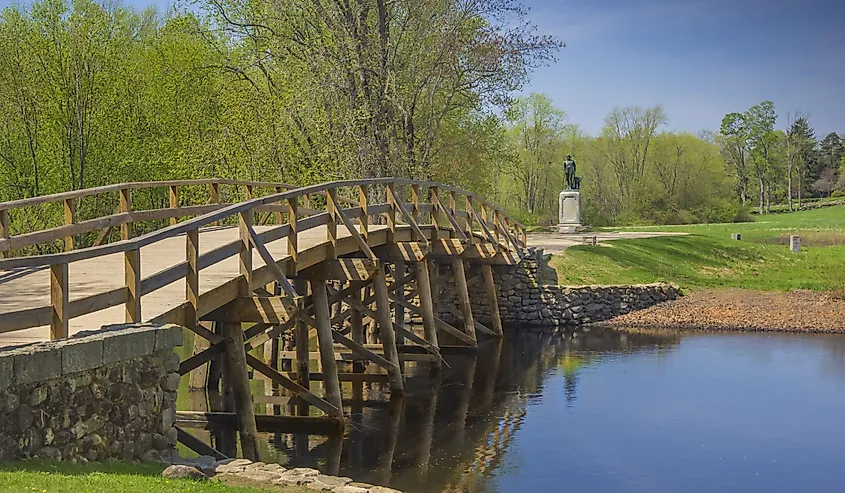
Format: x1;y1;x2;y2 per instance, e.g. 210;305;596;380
0;224;388;346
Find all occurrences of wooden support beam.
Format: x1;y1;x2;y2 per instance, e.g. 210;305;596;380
176;426;228;460
394;259;406;345
452;259;476;342
245;223;298;298
482;264;504;337
335;206;376;261
430;187;441;238
294;278;310;411
311;280;344;417
331;330;396;371
176;411;343;435
391;296;476;346
350;285;364;347
50;263;69;340
441;303;496;338
124;249;141;323
372;264;404;394
386;183;397;240
414;260;440;354
220;296;298;324
169;185;179;226
373;242;429;262
0;209;8;258
221;321;260;461
63;198;75;251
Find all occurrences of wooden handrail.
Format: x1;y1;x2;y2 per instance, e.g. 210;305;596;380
0;177;526;340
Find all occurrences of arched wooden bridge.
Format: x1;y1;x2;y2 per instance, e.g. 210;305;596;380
0;178;527;459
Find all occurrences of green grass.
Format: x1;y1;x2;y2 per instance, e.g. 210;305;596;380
551;205;845;292
0;460;308;493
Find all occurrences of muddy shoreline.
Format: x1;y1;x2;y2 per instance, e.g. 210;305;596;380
592;288;845;334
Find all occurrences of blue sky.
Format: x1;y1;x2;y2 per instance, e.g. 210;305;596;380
1;0;842;136
522;0;845;135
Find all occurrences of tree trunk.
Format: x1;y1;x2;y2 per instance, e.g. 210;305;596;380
787;164;793;212
758;176;765;215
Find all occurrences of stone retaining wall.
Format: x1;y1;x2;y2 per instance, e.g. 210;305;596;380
0;323;183;462
437;249;682;328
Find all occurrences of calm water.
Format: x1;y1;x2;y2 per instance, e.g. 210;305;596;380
186;328;845;492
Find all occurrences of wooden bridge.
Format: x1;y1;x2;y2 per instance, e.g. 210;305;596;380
0;178;527;460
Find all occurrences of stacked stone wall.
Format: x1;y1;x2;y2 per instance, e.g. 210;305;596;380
0;323;182;462
436;249;681;328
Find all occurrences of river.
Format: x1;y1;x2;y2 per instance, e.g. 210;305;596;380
182;327;845;492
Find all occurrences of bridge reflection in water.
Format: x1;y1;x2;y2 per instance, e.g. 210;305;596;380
181;327;680;492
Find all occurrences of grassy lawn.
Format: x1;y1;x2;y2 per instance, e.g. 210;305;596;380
0;460;308;493
551;205;845;292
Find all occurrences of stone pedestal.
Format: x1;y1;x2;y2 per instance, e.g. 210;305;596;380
558;191;585;233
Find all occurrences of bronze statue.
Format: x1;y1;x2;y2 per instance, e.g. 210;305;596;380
564;154;579;190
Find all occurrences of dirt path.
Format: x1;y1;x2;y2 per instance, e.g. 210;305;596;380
594;289;845;333
527;231;687;254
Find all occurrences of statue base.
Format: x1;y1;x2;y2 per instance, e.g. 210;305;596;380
557;190;584;234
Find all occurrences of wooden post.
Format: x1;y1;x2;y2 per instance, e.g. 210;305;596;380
275;186;284;224
294;279;309;416
414;260;440;357
125;248;141;322
359;185;369;239
50;263;68;340
386;182;397;240
63;198;75;251
326;187;338;259
0;208;8;258
169;185;179;226
394;259;406;345
482;264;504;337
350;285;365;372
239;209;253;296
209;182;220;227
311;280;344;417
119;188;132;240
453;259;477;342
221;321;261;461
373;263;404;394
430;187;440;239
186;228;199;329
521;227;527;248
430;260;440;322
465;196;473;244
288;197;298;270
494;210;501;244
448;191;457;238
411;184;420;226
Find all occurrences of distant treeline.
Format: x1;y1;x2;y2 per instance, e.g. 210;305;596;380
1;0;841;230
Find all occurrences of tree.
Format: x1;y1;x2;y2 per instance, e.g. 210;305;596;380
598;104;667;210
719;112;750;205
505;93;568;215
813;168;838;197
786;115;816;210
818;132;844;175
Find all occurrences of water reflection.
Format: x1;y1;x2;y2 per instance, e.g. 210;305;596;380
181;327;845;492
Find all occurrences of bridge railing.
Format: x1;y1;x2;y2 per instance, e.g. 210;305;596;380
0;178;526;341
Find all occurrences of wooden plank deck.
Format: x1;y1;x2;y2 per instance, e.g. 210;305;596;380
0;224;388;347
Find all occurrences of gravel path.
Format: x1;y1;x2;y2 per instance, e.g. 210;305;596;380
593;288;845;333
527;231;687;254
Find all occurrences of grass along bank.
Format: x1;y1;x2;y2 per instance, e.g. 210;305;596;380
550;205;845;292
0;460;309;493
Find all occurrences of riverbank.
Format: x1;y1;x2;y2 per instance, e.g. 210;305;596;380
0;459;308;493
592;288;845;333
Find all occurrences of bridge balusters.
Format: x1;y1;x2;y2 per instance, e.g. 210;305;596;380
359;185;369;239
209;182;220;226
465;196;474;244
0;208;7;258
449;190;458;238
326;187;338;259
275;186;284;224
125;248;141;322
430;186;440;239
119;187;132;240
287;197;298;270
186;228;199;330
169;185;179;226
411;184;420;228
63;198;75;251
50;262;69;340
386;182;397;240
